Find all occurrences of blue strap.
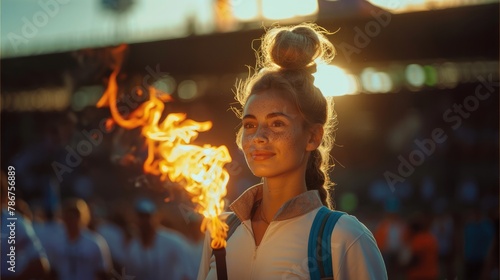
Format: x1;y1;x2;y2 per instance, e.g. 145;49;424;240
308;207;329;279
321;209;345;277
308;206;345;280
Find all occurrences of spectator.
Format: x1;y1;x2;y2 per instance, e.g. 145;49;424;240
183;211;205;276
124;197;195;280
402;212;439;280
95;200;133;271
463;208;495;280
431;210;455;279
1;170;50;279
374;197;407;279
482;207;499;280
51;198;112;280
32;201;65;280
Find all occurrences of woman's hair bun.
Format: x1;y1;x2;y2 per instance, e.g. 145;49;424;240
260;23;335;71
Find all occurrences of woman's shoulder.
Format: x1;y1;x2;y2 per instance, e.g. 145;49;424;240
331;212;376;244
329;212;388;279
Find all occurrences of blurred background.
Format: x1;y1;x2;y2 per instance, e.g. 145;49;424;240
1;0;499;279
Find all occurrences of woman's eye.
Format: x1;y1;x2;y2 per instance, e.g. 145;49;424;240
243;122;256;129
271;121;285;127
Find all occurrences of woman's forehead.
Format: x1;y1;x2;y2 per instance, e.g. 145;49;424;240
243;91;299;116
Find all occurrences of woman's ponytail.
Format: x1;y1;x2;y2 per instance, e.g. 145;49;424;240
306;150;334;209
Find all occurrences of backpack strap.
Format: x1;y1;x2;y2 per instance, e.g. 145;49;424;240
210;213;240;257
308;206;346;280
225;212;241;240
211;212;241;278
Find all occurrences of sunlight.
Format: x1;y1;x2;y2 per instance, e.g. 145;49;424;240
313;64;359;97
261;0;318;20
232;0;259;21
367;0;496;13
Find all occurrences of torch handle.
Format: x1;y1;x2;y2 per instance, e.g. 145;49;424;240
213;248;228;280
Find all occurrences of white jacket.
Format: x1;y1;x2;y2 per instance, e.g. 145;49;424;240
197;184;387;280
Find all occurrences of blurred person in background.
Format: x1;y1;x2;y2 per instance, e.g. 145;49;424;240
482;207;499;280
31;181;66;280
95;199;134;271
1;170;50;279
155;190;205;275
374;197;408;279
124;197;195;280
463;207;495;280
401;212;439;280
51;197;112;280
182;210;205;276
32;201;65;280
431;209;456;279
11;112;77;201
15;199;34;221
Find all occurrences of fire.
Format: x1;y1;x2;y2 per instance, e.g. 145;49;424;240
97;45;231;249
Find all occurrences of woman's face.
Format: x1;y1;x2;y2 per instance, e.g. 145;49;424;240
241;90;317;179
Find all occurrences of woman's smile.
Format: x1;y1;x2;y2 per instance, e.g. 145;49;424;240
250;150;276;161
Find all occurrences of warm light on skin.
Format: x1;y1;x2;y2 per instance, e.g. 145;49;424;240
241;93;310;179
313;64;360;96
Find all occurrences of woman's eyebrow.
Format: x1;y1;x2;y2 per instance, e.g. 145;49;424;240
242;112;291;120
266;112;291;119
242;114;256;120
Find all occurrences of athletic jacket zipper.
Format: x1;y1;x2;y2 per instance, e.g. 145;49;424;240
245;221;272;280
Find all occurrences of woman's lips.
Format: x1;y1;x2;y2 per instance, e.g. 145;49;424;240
251;151;275;161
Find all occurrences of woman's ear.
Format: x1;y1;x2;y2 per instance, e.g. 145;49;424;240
306;124;324;151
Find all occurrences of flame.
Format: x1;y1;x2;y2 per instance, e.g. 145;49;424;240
97;45;231;249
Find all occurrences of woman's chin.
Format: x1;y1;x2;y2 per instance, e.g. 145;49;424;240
250;168;272;178
250;167;279;179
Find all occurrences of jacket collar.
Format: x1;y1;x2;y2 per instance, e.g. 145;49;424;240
229;183;323;222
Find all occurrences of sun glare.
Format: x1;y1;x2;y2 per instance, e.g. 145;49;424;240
367;0;496;13
261;0;318;20
313;64;359;97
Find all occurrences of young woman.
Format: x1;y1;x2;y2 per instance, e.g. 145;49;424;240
197;23;387;280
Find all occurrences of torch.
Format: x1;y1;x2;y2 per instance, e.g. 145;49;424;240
96;45;232;280
213;248;228;280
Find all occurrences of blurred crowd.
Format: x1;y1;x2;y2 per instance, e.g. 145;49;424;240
372;197;498;280
2;167;498;280
1;171;204;280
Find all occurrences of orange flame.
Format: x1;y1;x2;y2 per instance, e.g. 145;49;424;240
97;45;231;249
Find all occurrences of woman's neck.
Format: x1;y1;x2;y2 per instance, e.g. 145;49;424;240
260;174;307;221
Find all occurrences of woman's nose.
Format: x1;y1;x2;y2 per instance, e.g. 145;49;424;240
253;126;269;143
